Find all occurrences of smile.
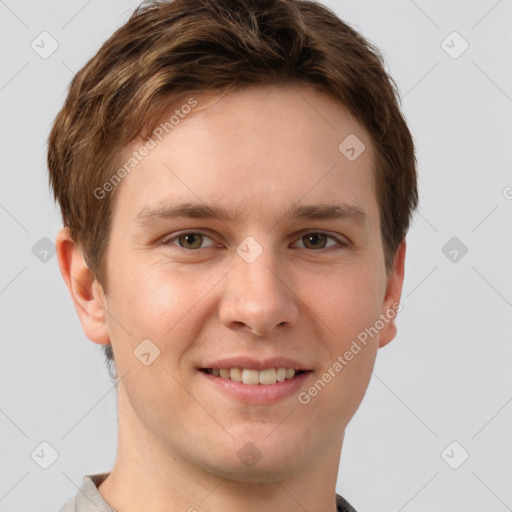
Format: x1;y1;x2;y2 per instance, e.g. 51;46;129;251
199;366;312;404
201;367;306;385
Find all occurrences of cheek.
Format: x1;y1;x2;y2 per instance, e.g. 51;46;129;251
106;261;188;347
107;260;225;360
309;264;384;342
306;268;383;418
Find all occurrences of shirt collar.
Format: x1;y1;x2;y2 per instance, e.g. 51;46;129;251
75;473;113;511
74;472;356;512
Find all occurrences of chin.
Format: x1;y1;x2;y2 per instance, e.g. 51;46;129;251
199;432;309;482
203;452;303;484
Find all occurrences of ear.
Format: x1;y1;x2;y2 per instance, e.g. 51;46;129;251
378;240;406;349
55;227;110;345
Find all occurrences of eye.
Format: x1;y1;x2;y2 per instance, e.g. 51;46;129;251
164;232;217;250
161;230;346;252
293;231;345;250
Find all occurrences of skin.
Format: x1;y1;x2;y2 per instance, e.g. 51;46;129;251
56;84;406;512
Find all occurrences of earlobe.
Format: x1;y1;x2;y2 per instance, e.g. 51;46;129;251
55;227;110;345
378;240;406;349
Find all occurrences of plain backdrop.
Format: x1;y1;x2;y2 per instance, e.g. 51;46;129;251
0;1;511;511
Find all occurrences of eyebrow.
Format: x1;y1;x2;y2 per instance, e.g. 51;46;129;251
134;201;369;228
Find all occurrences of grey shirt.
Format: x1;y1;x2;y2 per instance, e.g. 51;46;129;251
57;473;357;512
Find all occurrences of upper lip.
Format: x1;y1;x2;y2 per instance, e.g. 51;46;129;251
199;357;312;371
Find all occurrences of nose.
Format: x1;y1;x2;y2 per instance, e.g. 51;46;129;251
218;247;300;337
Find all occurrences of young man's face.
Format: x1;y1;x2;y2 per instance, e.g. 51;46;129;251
63;84;404;481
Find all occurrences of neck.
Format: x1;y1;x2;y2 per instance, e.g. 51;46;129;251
98;386;344;512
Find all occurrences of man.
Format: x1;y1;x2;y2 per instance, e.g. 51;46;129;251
49;0;418;510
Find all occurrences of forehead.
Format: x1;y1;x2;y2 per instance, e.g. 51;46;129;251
111;84;378;228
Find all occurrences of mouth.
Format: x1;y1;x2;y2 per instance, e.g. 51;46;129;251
197;357;313;404
199;367;309;385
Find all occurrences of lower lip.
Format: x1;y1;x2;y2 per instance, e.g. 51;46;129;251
199;370;311;404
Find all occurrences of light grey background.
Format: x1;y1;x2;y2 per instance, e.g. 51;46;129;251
1;1;511;511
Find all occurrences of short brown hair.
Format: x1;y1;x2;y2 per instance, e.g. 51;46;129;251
48;0;418;375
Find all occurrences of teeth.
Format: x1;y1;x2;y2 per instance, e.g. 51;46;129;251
241;369;259;385
276;367;287;381
259;368;277;385
207;367;301;385
229;368;242;382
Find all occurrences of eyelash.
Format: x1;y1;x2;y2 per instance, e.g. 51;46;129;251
161;230;347;252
